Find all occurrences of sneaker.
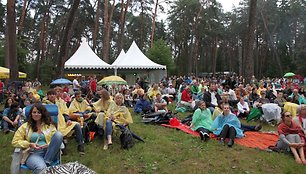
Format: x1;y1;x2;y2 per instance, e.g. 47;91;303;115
220;138;225;146
77;145;85;155
199;132;204;140
103;144;108;150
255;124;262;131
203;133;210;142
228;139;234;147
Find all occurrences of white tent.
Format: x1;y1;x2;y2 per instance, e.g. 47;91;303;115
112;41;166;69
64;38;112;69
111;41;166;85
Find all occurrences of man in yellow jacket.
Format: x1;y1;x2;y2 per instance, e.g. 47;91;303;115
43;89;85;155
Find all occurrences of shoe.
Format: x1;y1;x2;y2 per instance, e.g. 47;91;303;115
228;139;234;147
199;132;204;140
255;124;262;131
203;133;210;142
220;138;225;145
103;144;108;150
3;129;9;134
61;147;68;156
77;145;85;155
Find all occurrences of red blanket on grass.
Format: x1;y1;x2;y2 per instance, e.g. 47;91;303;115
161;123;279;150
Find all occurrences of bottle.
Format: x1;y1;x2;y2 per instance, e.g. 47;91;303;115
80;116;84;128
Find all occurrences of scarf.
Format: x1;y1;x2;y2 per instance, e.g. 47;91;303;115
278;121;305;140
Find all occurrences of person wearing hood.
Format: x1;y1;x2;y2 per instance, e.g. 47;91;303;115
44;89;85;155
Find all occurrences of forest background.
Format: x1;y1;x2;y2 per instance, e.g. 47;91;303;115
0;0;306;84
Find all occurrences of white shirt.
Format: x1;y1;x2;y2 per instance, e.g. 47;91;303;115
237;102;250;114
211;92;218;106
73;79;79;89
228;89;238;101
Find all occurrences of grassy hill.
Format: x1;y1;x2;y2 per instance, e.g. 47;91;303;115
1;104;306;174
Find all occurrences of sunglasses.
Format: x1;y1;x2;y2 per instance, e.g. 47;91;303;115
284;114;292;117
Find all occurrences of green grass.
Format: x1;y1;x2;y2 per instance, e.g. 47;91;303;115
1;103;306;174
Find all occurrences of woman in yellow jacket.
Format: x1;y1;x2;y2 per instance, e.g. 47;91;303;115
103;93;133;150
12;103;63;174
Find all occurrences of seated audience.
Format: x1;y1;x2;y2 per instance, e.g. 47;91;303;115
153;93;168;113
43;89;85;155
134;93;152;114
274;91;286;107
237;97;250;119
276;111;305;164
2;102;21;133
103;93;133;150
190;101;213;141
12;104;63;174
212;103;244;147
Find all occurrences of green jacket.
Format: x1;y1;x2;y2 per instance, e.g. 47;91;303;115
191;108;213;131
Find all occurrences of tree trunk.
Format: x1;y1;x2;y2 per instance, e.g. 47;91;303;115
243;0;257;83
93;0;100;50
118;0;131;53
102;0;115;63
7;0;18;81
17;0;31;36
150;0;159;48
57;0;80;77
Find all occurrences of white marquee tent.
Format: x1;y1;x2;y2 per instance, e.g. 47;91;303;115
112;41;167;85
64;38;112;71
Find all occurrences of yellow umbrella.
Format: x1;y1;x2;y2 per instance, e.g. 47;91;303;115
0;66;27;79
98;75;127;85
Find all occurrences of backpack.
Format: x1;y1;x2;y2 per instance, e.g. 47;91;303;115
120;128;135;149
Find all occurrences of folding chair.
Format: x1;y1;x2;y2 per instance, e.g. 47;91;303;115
11;104;63;174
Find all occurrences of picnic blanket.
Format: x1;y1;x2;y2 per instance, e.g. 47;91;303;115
161;123;279;150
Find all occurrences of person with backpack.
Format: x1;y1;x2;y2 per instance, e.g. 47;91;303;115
103;93;133;150
190;101;213;141
2;102;21;133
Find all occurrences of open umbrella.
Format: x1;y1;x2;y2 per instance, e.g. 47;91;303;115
284;72;295;78
98;75;127;85
50;78;73;85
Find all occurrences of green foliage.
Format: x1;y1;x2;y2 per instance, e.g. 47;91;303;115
39;59;57;84
146;39;175;75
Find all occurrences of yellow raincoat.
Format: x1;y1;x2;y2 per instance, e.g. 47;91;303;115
43;98;77;136
12;122;57;148
92;98;116;126
104;104;133;130
68;99;92;116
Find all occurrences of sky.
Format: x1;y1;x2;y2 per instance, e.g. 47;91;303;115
217;0;241;12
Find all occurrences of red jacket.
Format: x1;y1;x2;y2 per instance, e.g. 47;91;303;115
90;80;97;92
181;89;191;102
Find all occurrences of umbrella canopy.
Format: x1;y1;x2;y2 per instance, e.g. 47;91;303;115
98;75;127;85
284;72;295;77
50;78;73;85
0;66;27;79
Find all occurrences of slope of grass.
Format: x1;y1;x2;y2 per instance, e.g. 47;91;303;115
1;103;306;174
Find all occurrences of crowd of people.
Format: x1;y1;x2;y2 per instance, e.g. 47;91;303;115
1;74;306;173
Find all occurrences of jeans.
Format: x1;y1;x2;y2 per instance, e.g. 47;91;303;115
26;132;63;174
2;120;21;131
240;124;256;132
74;123;84;145
105;119;113;138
